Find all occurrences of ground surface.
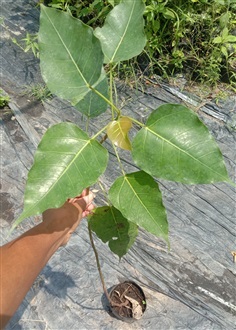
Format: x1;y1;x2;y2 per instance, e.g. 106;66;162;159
1;1;236;329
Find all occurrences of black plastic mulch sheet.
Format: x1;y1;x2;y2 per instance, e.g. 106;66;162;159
1;1;236;329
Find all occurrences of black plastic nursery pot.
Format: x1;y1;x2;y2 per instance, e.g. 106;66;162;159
109;281;147;323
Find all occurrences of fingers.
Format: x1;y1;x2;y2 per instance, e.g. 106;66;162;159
68;190;95;215
82;202;95;217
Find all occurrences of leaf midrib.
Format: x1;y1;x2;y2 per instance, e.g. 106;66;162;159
42;6;88;87
21;138;92;220
110;1;135;62
121;176;166;237
110;206;122;240
146;126;228;181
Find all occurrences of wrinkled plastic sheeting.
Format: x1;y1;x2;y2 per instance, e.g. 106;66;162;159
1;1;236;329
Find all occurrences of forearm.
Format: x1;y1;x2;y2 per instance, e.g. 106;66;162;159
0;203;80;328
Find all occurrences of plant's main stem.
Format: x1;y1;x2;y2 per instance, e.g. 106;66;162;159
87;223;131;309
87;223;110;302
109;64;115;120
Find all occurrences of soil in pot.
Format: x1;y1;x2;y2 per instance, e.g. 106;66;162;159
109;281;146;323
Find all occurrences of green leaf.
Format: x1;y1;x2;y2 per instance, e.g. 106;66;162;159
74;69;108;117
213;36;222;44
221;45;228;58
108;0;116;7
109;171;169;244
88;206;138;258
132;104;230;184
222;27;229;39
107;116;132;150
94;0;146;63
12;123;108;230
163;8;176;20
38;5;108;115
219;12;230;29
225;35;236;42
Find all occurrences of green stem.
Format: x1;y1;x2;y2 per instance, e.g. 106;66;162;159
92;124;109;140
109;63;115;120
112;143;126;176
89;84;121;117
88;223;129;308
127;116;145;127
113;78;118;109
87;223;111;302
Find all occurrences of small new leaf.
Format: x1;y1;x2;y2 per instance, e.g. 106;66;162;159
107;116;132;150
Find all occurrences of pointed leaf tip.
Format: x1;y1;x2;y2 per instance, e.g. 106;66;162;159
95;0;146;63
12;122;108;228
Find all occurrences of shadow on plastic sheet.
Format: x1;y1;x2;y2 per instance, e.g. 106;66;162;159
5;265;77;329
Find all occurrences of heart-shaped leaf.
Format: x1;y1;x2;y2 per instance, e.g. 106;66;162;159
12;123;108;230
94;0;146;63
107;116;132;150
88;206;138;258
132;104;230;184
109;171;169;244
74;69;108;117
38;5;108;116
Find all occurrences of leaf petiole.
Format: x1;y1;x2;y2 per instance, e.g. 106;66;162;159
91;124;109;140
109;63;115;120
89;84;121;116
112;142;126;176
127;116;145;127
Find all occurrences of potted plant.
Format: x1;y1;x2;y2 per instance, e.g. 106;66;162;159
11;0;233;322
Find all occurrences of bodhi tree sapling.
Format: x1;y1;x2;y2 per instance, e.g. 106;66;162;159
11;0;233;321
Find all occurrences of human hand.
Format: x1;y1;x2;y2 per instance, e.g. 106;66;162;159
67;189;95;218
